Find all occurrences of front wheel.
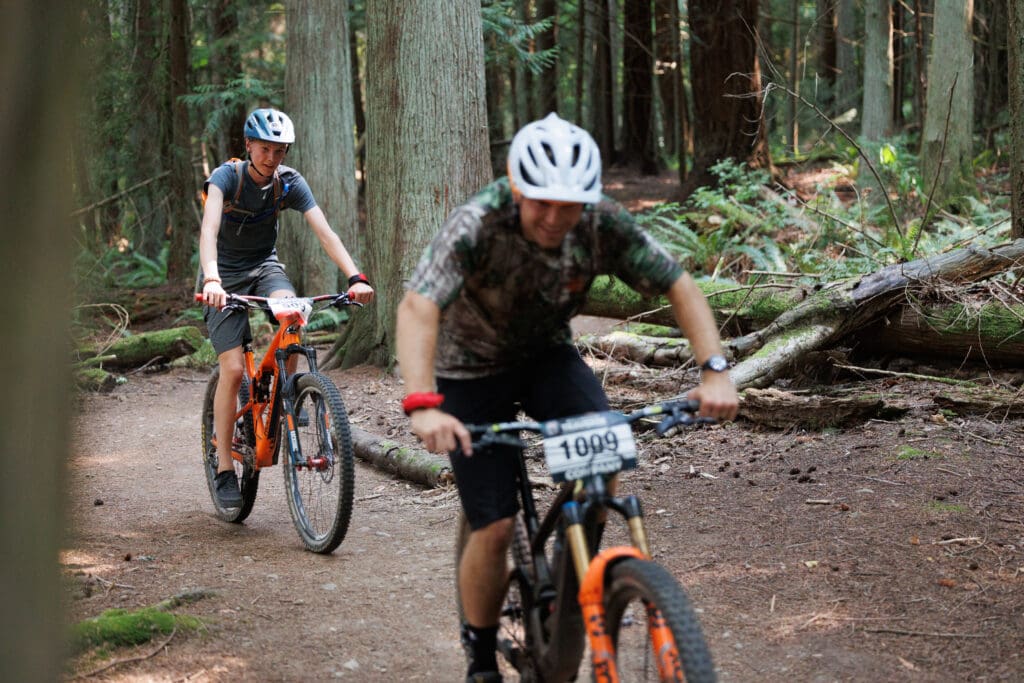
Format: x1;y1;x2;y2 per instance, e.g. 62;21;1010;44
200;368;259;523
282;372;355;554
602;558;716;683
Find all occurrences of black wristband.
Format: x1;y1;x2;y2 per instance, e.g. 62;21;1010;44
348;272;370;287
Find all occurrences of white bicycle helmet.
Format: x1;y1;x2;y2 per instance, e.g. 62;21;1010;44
507;112;602;204
244;108;296;144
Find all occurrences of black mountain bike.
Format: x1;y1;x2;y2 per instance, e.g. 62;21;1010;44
455;399;717;682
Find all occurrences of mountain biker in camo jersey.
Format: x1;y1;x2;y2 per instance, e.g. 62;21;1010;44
395;112;738;683
199;108;373;509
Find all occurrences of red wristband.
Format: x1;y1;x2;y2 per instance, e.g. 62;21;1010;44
348;272;370;287
402;392;444;416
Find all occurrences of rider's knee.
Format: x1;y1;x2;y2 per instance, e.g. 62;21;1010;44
472;517;515;552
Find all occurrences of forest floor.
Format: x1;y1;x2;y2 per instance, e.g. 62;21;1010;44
63;169;1024;682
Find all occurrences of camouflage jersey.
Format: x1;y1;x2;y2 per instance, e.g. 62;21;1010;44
406;177;684;380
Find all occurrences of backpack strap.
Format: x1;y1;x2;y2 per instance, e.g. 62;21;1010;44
217;159;291;224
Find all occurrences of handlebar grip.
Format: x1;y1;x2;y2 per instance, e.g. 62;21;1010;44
194;293;203;302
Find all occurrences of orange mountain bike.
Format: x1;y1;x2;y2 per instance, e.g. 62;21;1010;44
456;400;717;682
195;292;360;554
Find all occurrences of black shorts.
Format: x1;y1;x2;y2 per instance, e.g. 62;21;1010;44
438;345;609;530
203;260;293;355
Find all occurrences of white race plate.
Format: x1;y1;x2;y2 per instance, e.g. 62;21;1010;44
267;297;313;325
541;412;637;482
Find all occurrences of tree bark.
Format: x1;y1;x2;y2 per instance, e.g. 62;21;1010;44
817;0;838;115
581;240;1024;381
1;5;75;680
166;0;194;285
861;0;893;141
279;1;359;295
590;0;616;161
81;327;207;370
344;0;491;369
654;0;681;159
209;0;245;160
920;0;975;207
621;0;657;173
835;0;859;117
1011;0;1024;239
349;427;453;488
536;0;558;115
683;0;771;197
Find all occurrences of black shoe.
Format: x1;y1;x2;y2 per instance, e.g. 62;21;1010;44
296;406;310;427
465;673;502;683
214;470;243;508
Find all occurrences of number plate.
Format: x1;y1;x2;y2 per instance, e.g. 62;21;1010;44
267;297;313;325
541;411;637;482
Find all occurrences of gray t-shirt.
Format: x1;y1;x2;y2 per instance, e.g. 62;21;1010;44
204;161;317;275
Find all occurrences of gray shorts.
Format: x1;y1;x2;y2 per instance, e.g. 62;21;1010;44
204;260;293;355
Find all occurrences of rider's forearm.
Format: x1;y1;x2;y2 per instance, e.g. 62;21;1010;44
666;273;725;364
305;207;363;281
396;291;441;393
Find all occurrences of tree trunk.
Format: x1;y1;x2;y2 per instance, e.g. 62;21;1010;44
683;0;771;197
788;0;800;153
590;0;616;161
350;17;367;189
536;0;558;115
817;0;838;115
835;0;859;117
729;239;1024;388
861;0;894;140
920;0;976;207
349;427;453;488
209;0;245;160
2;5;75;680
891;1;905;129
129;0;168;262
581;240;1024;379
166;0;194;285
345;0;491;368
80;327;206;370
279;1;359;295
654;0;680;158
621;0;657;173
1011;0;1024;239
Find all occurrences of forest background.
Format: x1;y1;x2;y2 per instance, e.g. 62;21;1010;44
2;0;1022;680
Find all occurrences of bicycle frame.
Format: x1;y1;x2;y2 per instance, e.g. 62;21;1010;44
480;401;706;682
237;307;319;470
197;292;346;472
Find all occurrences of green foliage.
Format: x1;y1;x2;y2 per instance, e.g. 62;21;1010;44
76;242;169;290
896;446;942;460
482;0;557;75
181;76;282;141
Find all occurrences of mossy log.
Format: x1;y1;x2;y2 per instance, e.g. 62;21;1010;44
75;367;120;392
581;240;1024;387
81;326;205;370
349;426;453;488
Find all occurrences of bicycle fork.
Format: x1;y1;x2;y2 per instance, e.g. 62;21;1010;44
563;500;683;683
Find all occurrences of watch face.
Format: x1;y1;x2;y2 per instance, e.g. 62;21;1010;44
703;355;728;372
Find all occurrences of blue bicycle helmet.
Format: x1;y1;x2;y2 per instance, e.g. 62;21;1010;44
243;108;295;144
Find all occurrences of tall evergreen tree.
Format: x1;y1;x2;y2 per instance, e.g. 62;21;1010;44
1009;0;1024;238
343;0;491;367
277;0;358;295
920;0;976;206
861;0;893;140
684;0;770;197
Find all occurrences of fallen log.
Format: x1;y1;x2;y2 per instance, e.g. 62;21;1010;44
349;426;453;488
738;387;899;428
80;326;205;370
729;239;1024;388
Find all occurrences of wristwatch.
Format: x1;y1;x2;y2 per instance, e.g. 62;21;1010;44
700;354;729;373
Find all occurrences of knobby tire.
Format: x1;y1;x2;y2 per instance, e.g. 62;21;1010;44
283;372;354;554
200;368;259;523
603;558;716;683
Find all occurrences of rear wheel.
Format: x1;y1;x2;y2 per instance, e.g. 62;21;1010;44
454;512;538;680
602;558;716;682
200;368;259;522
282;372;354;554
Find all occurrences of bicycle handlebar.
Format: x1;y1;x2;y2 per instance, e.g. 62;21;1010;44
193;292;362;312
464;398;713;450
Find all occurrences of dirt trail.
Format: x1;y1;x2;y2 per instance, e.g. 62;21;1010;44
65;360;1024;682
